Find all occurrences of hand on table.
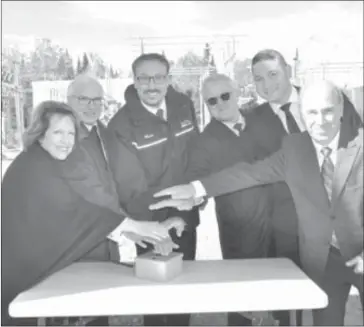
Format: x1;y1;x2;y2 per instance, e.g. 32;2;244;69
346;252;363;274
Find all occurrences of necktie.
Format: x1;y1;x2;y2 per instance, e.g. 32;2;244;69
233;122;245;136
321;147;335;201
156;109;165;120
280;102;300;134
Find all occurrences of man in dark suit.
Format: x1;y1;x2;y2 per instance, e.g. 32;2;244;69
247;49;303;270
187;73;274;325
151;80;363;326
64;74;172;326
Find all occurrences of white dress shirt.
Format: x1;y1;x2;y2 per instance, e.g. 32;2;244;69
142;99;167;120
269;86;306;133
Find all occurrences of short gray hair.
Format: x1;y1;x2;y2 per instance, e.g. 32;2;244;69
201;73;238;97
67;74;103;99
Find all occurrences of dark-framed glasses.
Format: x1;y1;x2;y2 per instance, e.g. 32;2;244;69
136;74;168;85
206;92;231;106
73;96;104;106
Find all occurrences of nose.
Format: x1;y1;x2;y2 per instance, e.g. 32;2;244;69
60;133;73;146
316;113;326;125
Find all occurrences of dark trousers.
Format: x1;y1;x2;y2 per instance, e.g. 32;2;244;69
313;247;363;326
136;228;197;326
216;191;273;326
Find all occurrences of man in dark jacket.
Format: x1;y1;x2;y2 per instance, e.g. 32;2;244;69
64;74;170;326
108;53;200;326
187;73;273;326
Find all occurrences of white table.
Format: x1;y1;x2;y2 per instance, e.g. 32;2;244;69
9;258;327;324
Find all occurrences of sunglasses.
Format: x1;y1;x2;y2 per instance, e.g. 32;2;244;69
206;92;231;106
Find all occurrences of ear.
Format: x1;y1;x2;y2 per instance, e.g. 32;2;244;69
166;74;172;85
285;64;292;79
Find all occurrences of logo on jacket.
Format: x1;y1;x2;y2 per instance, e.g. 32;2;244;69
181;120;192;128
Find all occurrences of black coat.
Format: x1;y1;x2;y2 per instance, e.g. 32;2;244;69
1;142;124;325
108;85;200;228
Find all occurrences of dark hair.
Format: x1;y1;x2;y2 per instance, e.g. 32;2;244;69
252;49;287;67
132;53;170;75
23;100;80;150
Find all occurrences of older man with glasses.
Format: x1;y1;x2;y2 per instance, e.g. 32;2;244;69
186;73;274;326
107;53;200;326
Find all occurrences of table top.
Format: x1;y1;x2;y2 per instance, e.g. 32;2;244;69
9;258;328;318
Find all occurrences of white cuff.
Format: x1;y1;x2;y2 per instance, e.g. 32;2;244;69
191;180;207;198
107;217;132;242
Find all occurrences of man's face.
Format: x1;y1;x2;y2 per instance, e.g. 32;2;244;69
203;80;240;123
252;59;291;104
68;81;104;125
133;60;169;107
300;86;343;145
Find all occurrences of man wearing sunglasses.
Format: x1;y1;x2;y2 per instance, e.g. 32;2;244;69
108;53;200;326
186;73;274;326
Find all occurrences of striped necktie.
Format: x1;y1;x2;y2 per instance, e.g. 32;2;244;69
321;147;334;201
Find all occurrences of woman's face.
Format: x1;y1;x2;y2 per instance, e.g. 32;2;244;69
40;114;76;160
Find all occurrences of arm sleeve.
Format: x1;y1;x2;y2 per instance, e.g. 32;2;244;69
201;148;287;198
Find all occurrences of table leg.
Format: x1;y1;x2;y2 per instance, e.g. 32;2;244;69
289;310;297;326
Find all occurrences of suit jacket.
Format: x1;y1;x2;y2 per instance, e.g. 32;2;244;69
200;111;363;285
187;114;273;218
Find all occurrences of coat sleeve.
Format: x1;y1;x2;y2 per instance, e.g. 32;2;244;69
1;152;124;306
201;148;287;198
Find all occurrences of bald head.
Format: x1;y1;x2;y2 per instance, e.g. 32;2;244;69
67;74;104;126
300;80;344;146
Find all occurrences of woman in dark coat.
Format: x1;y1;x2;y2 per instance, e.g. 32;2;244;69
1;101;170;326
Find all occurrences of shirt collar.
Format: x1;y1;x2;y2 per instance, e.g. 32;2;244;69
270;85;299;115
222;113;246;130
312;130;341;156
141;99;167;114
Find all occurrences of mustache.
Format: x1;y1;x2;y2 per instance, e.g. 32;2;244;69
145;90;161;94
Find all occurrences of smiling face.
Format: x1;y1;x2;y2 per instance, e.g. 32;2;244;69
39;114;76;160
300;81;344;146
133;59;169;107
252;58;292;104
67;79;104;126
203;78;240;123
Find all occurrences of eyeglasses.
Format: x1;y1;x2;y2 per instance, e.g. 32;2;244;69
73;96;104;106
136;74;167;85
206;92;231;106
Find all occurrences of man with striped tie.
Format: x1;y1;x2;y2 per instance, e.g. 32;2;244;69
186;73;274;326
150;80;364;326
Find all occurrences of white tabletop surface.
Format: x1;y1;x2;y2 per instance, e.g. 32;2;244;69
9;258;328;318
